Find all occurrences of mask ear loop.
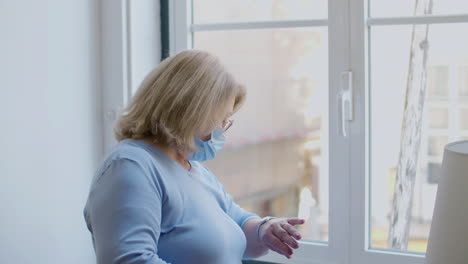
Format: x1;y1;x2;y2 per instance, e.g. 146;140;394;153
223;119;234;132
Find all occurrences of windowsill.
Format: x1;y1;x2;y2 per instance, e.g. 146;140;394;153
243;260;277;264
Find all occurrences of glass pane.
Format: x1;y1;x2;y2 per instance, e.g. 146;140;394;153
194;27;329;242
459;65;468;96
461;108;468;130
426;162;442;184
427;66;449;97
428;135;448;156
428;108;448;129
370;23;468;253
193;0;327;24
371;0;468;17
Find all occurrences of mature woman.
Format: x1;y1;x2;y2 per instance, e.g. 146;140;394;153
83;50;305;264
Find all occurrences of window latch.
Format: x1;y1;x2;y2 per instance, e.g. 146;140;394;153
340;71;354;137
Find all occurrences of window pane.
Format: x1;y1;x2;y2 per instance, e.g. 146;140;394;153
370;24;468;253
426;162;442;184
427;66;449;97
371;0;468;17
428;108;448;129
194;27;329;242
428;135;448;156
461;108;468;130
193;0;327;23
459;65;468;96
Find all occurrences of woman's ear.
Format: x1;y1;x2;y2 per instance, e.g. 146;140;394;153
200;133;211;142
194;128;212;142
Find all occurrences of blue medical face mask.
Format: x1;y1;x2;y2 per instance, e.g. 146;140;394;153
188;127;226;161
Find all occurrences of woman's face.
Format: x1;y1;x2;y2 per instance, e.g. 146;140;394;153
200;97;235;142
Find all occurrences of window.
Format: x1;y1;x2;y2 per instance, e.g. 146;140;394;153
428;107;448;129
461;108;468;130
426;162;442;184
169;0;342;262
165;1;468;263
460;65;468;96
428;135;449;156
195;26;330;243
427;65;449;97
180;2;333;262
193;1;330;245
369;4;468;262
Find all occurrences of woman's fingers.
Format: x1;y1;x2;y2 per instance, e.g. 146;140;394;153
272;224;299;249
264;233;293;258
281;223;302;240
261;218;306;259
287;218;305;226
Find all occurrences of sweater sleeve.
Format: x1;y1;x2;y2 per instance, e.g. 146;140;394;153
85;158;170;264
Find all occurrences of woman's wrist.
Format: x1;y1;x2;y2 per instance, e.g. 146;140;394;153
256;216;276;242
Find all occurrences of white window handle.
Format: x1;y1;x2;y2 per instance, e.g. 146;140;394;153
340;71;353;137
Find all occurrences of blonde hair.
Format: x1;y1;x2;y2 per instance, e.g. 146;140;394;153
114;49;246;153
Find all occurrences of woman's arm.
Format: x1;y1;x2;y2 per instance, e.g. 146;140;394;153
242;218;269;258
85;158;170;264
199;164;304;260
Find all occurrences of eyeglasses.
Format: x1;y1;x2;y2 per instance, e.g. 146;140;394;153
222;119;234;132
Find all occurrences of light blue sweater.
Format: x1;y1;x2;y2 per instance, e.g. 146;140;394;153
83;139;260;264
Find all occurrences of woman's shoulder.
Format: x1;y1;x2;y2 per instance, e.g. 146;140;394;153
95;139;164;178
89;139;168;192
111;139;154;161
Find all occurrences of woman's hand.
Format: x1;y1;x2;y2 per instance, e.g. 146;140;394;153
258;218;305;259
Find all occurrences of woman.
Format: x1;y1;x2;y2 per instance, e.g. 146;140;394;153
83;50;305;264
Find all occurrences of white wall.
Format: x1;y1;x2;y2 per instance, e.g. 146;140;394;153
0;0;101;263
100;0;161;152
128;0;161;94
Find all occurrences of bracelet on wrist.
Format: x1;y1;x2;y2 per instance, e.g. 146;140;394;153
256;216;276;241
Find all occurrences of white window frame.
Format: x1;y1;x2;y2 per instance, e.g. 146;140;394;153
169;1;351;263
360;5;468;264
100;0;133;153
352;1;468;264
169;1;468;264
100;0;468;263
100;0;161;153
